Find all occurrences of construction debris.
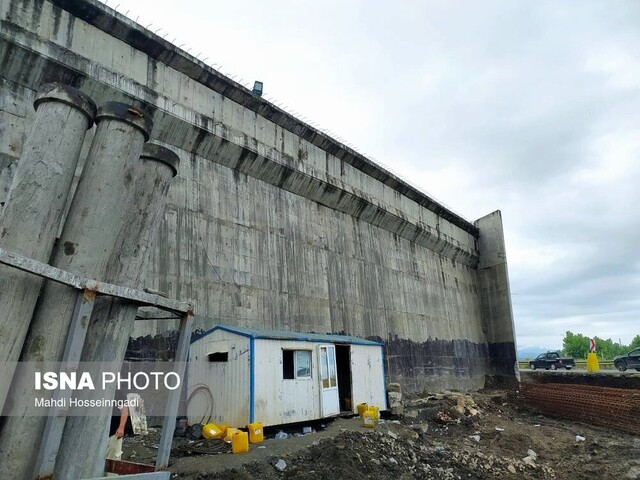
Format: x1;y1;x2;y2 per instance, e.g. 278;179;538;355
128;394;148;435
388;383;404;415
121;389;640;479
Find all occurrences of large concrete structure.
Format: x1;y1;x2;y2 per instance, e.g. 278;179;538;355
0;0;517;392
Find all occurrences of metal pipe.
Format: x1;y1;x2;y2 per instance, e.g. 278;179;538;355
0;102;152;480
0;83;96;413
53;144;180;479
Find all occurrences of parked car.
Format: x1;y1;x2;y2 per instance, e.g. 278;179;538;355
529;351;575;370
613;348;640;372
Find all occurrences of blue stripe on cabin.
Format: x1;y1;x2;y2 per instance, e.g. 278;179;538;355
249;336;255;423
191;325;384;347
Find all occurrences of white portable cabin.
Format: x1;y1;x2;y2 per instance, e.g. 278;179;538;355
187;325;387;428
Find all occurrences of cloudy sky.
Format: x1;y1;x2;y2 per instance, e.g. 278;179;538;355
115;0;640;349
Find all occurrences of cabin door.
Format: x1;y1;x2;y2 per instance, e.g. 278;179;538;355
318;345;340;417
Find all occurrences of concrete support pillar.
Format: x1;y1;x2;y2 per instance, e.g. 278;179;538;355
475;210;519;386
0;83;96;412
0;102;152;480
54;144;180;479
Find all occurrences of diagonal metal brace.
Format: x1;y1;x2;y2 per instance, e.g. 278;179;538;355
0;247;193;315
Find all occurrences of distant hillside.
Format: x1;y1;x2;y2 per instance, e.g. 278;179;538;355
517;346;559;360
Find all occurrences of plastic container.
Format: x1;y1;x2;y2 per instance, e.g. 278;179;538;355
362;409;376;428
224;427;240;442
217;424;229;437
369;405;379;420
248;422;264;443
357;403;369;418
232;431;249;454
202;423;224;439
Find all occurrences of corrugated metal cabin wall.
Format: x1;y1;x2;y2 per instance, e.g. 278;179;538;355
187;330;251;427
187;335;215;425
253;339;322;426
349;345;387;411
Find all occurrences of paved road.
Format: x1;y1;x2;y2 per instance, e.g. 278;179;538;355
522;368;640;375
520;369;640;389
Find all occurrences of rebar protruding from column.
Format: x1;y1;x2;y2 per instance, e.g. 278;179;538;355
54;144;180;479
0;83;96;413
0;102;153;480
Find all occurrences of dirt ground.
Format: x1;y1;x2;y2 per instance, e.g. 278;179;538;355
122;389;640;479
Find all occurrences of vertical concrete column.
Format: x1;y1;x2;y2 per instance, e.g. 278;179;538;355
54;144;180;479
0;83;96;412
0;102;152;480
475;210;519;386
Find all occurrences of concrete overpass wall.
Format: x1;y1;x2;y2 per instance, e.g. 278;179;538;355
475;211;518;385
0;0;515;391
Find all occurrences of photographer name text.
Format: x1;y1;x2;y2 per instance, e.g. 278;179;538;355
35;396;141;408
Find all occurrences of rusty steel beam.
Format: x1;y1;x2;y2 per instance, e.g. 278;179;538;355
0;247;192;315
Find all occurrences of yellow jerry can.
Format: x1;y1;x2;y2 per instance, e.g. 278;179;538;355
362;409;376;428
202;423;223;439
232;431;249;454
248;422;264;443
224;427;240;442
357;403;369;418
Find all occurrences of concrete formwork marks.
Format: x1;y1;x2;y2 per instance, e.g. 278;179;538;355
0;0;519;394
475;211;518;383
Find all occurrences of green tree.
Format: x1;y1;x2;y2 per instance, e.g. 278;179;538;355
593;336;625;359
561;331;638;360
562;331;590;359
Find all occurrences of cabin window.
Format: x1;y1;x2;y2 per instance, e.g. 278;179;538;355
282;350;312;379
208;352;228;362
206;341;229;362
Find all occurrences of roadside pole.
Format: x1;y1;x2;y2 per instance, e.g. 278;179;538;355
587;338;600;372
